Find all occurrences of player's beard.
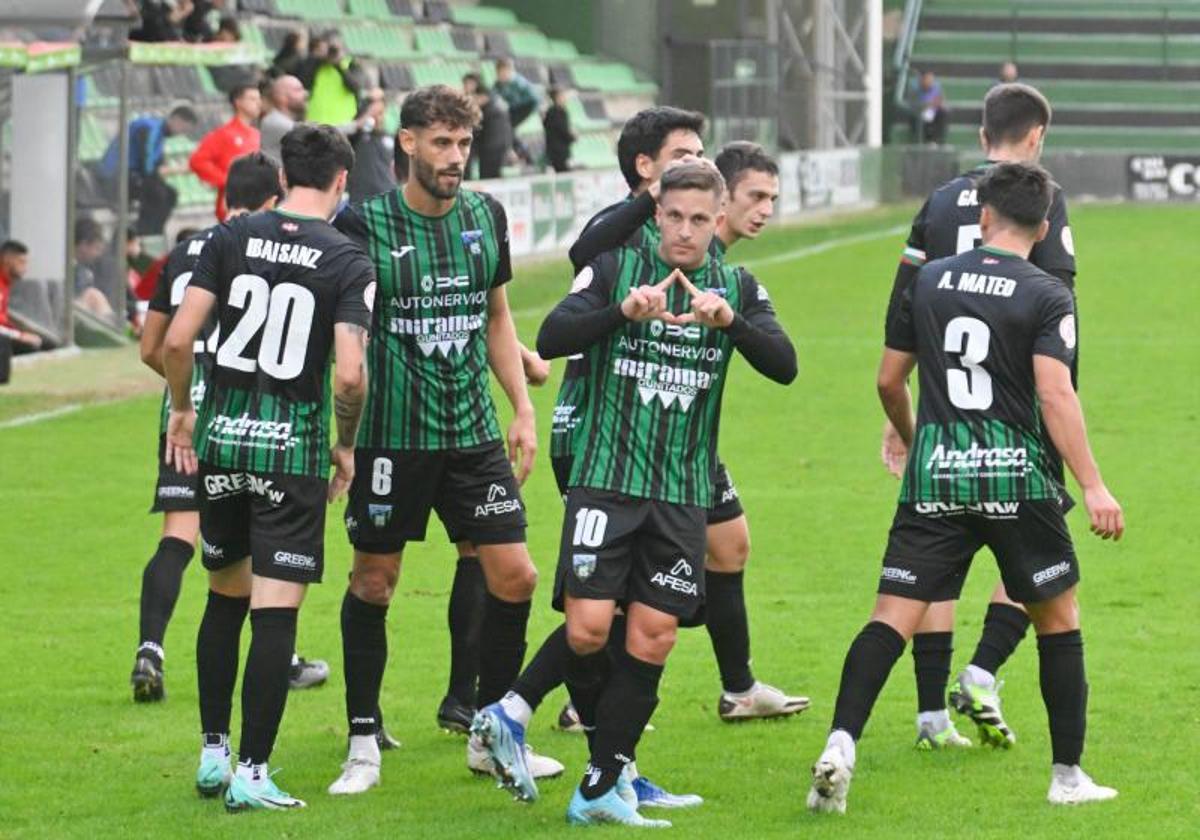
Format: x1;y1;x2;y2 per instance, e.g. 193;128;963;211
413;154;462;201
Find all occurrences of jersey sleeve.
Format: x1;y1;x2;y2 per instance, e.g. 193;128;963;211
1032;283;1076;368
536;252;624;358
901;198;930;267
332;202;370;251
728;269;797;384
487;195;513;288
333;249;376;330
567;194;655;272
885;266;919;352
188;224;232;296
1029;186;1077;279
148;246;185;314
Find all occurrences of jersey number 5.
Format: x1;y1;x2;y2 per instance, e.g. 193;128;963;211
944;316;993;410
215;274;315;380
956;224;982;255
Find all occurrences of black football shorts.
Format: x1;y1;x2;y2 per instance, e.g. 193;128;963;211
878;500;1079;604
345;441;527;553
197;464;327;584
553;487;708;626
151;434;200;513
707;459;744;525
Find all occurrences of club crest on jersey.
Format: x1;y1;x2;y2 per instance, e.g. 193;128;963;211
461;229;484;255
281;222;298;233
573;553;597;581
368;504;393;528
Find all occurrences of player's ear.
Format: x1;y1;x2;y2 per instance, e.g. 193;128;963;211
977;125;987;154
979;204;993;240
1035;218;1049;243
635;152;655;184
399;128;417;156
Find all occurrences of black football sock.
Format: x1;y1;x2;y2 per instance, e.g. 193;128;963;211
196;590;249;736
564;647;611;753
911;631;953;713
341;591;388;737
476;593;530;707
831;621;906;739
446;555;486;707
1038;630;1087;766
583;650;663;800
238;607;298;766
511;623;569;711
139;537;194;654
705;570;755;693
970;603;1031;676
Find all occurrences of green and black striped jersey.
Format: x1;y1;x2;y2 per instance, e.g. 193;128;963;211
336;187;512;451
148;229;216;437
545;244;788;507
887;246;1076;504
191;210;375;477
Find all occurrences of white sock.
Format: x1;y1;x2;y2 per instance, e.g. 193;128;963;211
236;760;267;782
725;681;761;699
348;734;380;764
827;729;857;768
1052;763;1083;785
201;733;229;760
291;652;300;667
966;664;996;689
138;641;165;661
499;691;533;728
917;709;951;731
625;761;640;781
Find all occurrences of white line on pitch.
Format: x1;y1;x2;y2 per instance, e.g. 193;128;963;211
743;224;908;269
0;403;82;430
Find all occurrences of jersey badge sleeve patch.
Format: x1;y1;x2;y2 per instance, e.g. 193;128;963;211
570;266;594;293
902;246;927;267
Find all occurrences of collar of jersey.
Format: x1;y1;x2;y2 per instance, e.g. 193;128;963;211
979;244;1019;257
273;208;323;221
651;248;711;282
397;186;458;220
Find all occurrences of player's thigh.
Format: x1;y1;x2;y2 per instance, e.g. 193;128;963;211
1023;585;1079;635
870;593;935;641
162;510;200;544
197;464;252;575
915;599;956;633
208;557;251;598
979;500;1079;608
878;504;980;604
553;488;642;624
345;447;441;554
629;501;707;629
436;442;528;549
477;542;537;601
564;594;619;655
247;473;327;586
624;601;680;665
251;575;308;610
705;514;750;572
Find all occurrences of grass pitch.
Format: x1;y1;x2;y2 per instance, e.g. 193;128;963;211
1;202;1196;838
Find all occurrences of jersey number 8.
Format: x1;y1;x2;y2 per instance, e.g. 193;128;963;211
215;274;315;380
944;316;993;410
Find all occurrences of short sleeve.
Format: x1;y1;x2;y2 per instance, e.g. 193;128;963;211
1032;284;1076;367
1029;186;1076;278
901;199;930;267
334;249;376;330
489;197;513;288
147;249;182;314
332;202;370;251
885;268;919;352
188;224;231;295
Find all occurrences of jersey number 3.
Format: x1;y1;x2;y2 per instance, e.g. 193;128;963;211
215;274;315;380
944;316;993;410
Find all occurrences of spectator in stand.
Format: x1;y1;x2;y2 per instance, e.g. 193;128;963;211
131;0;191;42
463;73;512;180
298;32;364;126
74;218;118;324
0;240;43;354
494;57;537;162
210;14;239;44
542;86;575;173
182;0;227;43
918;69;948;145
188;82;261;221
347;88;396;202
260;75;308;163
998;61;1019;84
125;229;154;334
271;29;308;79
98;104;198;236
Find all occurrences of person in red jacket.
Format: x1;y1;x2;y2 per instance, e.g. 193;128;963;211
189;83;262;221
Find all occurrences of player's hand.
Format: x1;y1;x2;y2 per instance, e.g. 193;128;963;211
648;155;712;200
881;420;908;478
669;272;734;328
521;349;551;387
1083;484;1124;541
328;444;355;502
508;406;537;485
165;408;197;476
620;272;675;321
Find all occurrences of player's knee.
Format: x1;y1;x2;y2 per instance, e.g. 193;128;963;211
566;622;608;656
351;565;398;605
1028;589;1079;635
488;561;538;602
627;624;677;663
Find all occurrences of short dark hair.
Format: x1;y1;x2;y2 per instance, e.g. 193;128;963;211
977;161;1053;230
400;85;481;131
1;240;29;257
169;104;198;124
228;82;258;107
393;142;409;180
714;141;778;194
280;123;355;191
226;152;285;211
617;106;706;191
983;83;1052;147
75;217;103;245
174;228;201;246
659;160;725;202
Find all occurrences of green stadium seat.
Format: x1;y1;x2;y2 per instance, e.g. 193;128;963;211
571;131;616;169
274;0;346;21
409;59;477;88
570;62;657;95
347;0;395;20
449;5;520;28
507;29;550;58
566;96;609;132
414;26;474;58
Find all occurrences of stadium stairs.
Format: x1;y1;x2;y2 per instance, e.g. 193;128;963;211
900;0;1200;153
78;0;657;227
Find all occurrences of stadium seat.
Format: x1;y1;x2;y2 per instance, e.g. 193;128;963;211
378;61;415;91
239;0;279;15
423;1;452;24
409;59;476;88
347;0;396;20
414;26;474;57
387;0;418;18
274;0;345;21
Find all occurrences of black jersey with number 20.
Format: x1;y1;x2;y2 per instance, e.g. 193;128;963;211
886;246;1075;505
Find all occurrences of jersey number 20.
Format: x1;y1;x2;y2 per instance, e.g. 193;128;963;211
944;316;992;410
216;274;314;380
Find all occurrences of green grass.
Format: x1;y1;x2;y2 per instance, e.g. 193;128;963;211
1;203;1197;838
